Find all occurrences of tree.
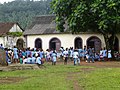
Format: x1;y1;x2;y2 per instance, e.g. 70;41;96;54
51;0;120;53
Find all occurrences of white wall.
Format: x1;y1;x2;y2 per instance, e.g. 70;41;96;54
0;37;4;46
9;24;23;32
26;33;106;51
0;23;23;48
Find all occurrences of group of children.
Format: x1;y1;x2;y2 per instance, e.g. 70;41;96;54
4;46;59;66
59;46;113;64
0;44;115;66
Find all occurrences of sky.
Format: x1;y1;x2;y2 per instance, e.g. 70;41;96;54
0;0;14;4
0;0;42;4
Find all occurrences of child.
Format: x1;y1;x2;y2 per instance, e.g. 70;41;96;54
27;55;32;64
36;54;41;67
31;54;36;64
23;56;27;64
51;50;57;65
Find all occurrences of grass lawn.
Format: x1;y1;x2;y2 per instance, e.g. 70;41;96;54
0;61;120;90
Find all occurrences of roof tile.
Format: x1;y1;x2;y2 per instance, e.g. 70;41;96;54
0;22;15;35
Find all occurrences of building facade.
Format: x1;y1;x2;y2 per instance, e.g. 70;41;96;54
24;15;120;52
0;22;25;49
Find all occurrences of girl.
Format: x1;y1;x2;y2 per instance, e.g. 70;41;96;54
51;50;57;65
63;48;69;65
36;54;41;67
32;54;36;64
108;49;112;60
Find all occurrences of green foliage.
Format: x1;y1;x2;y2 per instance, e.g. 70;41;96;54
0;0;52;29
7;32;23;37
51;0;120;33
51;0;120;50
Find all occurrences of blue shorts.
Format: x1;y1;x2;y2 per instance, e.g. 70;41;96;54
14;54;18;59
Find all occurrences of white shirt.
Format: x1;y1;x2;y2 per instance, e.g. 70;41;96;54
63;50;68;57
100;50;103;55
36;57;41;64
103;50;107;57
23;58;27;64
73;51;79;58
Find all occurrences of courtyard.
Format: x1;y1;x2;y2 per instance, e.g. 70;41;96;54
0;61;120;90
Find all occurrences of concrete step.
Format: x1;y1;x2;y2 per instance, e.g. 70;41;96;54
0;64;40;71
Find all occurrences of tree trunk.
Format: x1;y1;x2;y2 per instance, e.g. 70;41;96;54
109;33;116;58
103;33;116;59
103;34;109;50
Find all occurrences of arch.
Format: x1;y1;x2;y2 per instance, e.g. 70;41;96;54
49;37;61;51
35;38;42;49
109;36;119;52
74;37;83;49
87;36;101;53
16;38;24;49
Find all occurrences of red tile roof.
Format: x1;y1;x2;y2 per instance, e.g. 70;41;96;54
0;22;15;35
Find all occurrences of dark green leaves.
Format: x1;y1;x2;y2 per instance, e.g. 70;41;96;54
51;0;120;34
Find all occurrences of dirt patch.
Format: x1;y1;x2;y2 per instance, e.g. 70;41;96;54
67;72;82;90
80;68;95;73
73;79;80;90
81;61;120;68
0;77;27;84
0;64;41;71
56;60;120;68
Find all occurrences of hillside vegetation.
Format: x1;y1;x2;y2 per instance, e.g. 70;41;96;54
0;0;52;29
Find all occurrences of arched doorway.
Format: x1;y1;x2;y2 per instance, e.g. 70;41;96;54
16;38;24;49
87;36;101;53
49;38;61;51
74;37;82;49
35;38;42;49
109;36;119;52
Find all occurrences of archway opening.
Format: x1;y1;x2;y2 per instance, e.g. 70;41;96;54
74;37;82;49
35;38;42;49
16;38;24;49
49;38;61;51
87;36;101;53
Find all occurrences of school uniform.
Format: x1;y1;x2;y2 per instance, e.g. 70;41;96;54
108;50;112;59
72;50;80;65
23;58;28;64
87;48;95;63
32;57;36;64
51;52;57;65
103;50;107;58
78;49;83;58
36;57;41;65
63;50;69;64
13;48;18;59
27;57;32;64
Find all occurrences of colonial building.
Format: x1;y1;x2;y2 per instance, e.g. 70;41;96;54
0;22;25;49
23;15;120;52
